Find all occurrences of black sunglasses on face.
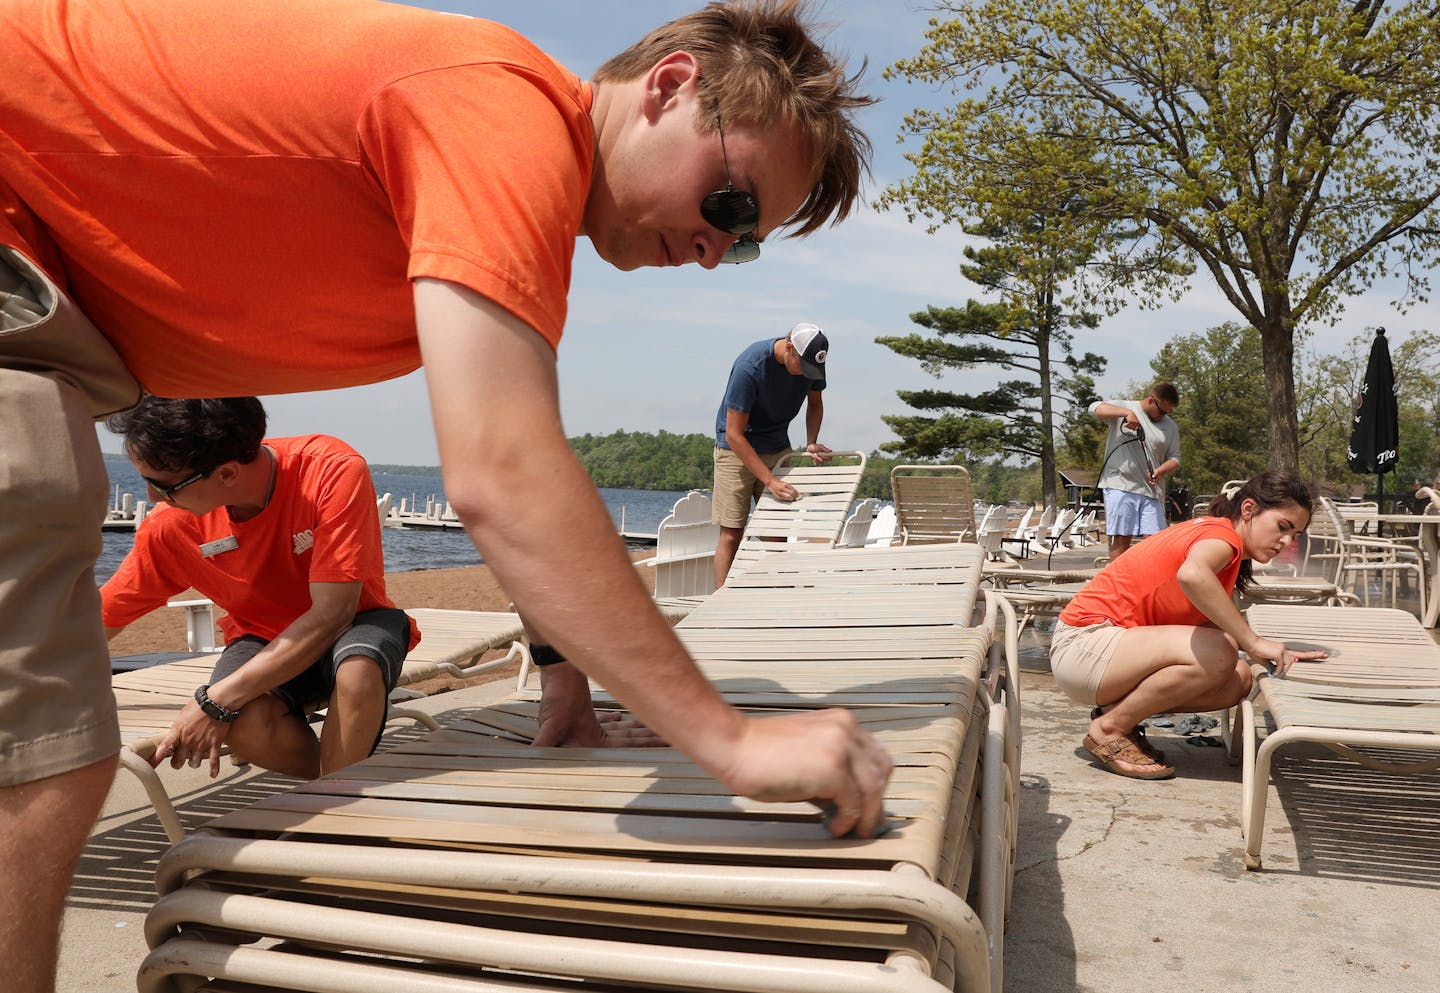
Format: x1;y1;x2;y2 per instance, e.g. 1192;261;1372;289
143;467;211;501
701;113;762;264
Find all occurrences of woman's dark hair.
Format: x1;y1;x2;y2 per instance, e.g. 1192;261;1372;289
106;396;267;473
1205;470;1314;594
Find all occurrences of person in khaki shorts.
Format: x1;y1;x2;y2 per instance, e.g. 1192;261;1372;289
711;322;832;586
2;3;890;987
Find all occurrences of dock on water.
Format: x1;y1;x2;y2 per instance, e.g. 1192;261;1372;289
101;487;655;543
102;485;149;531
380;492;466;531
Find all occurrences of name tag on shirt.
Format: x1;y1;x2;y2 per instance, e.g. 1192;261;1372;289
199;535;239;558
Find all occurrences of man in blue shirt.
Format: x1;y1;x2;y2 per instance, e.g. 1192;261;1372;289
712;323;832;585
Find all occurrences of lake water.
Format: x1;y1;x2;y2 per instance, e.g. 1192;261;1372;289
97;458;689;584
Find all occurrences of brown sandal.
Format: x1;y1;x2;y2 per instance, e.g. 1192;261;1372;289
1130;724;1167;764
1091;707;1167;763
1083;732;1176;780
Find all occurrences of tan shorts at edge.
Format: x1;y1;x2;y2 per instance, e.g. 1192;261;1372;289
1049;618;1128;707
1;249;125;786
711;446;793;528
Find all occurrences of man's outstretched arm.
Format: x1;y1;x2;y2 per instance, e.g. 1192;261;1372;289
413;279;892;837
803;390;830;463
725;407;799;502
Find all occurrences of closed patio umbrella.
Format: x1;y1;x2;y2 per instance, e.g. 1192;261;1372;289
1347;327;1399;519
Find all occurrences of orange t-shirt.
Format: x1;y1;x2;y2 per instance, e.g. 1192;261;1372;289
101;435;420;649
0;0;592;397
1059;517;1244;629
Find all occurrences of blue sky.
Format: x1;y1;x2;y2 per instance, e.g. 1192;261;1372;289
98;0;1437;464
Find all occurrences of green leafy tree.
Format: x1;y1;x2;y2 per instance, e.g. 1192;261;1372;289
1148;322;1270;495
568;430;715;490
884;0;1440;474
876;218;1106;509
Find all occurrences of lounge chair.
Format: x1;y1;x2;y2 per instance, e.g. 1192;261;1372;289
890;464;976;545
1227;603;1440;869
981;564;1100;638
139;544;1021;993
733;450;868;563
654;451;869;612
1238;571;1358;607
114;607;527;842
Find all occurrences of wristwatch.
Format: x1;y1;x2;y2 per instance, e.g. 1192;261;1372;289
194;684;241;723
529;644;567;667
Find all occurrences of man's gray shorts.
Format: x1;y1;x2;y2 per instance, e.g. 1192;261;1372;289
212;608;412;721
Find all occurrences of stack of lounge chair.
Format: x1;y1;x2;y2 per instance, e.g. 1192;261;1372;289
1229;603;1440;869
138;543;1021;993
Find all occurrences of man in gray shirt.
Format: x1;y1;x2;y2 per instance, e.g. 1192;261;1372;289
1090;382;1181;558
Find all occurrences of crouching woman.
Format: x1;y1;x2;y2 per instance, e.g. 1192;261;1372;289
1049;471;1326;780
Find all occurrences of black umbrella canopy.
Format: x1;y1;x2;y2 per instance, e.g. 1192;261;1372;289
1347;327;1399;504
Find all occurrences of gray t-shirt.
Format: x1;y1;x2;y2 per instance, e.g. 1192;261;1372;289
1090;399;1180;501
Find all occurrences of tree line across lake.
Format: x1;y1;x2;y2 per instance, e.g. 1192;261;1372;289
375;429;1043;506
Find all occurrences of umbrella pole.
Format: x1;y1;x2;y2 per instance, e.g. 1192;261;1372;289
1378;474;1384;537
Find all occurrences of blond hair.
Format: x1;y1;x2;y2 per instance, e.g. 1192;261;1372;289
594;0;874;237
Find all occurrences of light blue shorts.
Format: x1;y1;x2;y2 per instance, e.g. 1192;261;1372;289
1103;489;1165;537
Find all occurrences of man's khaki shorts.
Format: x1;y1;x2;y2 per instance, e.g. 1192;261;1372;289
711;446;792;528
0;246;138;786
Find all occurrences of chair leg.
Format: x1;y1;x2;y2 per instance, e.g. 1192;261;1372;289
118;745;186;844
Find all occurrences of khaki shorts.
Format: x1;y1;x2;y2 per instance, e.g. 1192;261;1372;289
0;247;140;786
1049;619;1128;706
711;446;792;528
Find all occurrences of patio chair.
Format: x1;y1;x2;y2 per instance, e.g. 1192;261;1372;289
890;464;976;545
636;490;721;601
115;607;527;842
1300;495;1345;574
1226;603;1440;869
840;497;883;548
999;506;1036;560
974;505;1008;561
139;543;1021;993
867;502;898;547
1316;496;1426;616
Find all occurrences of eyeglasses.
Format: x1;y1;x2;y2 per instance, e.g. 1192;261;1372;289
143;467;212;501
701;113;761;264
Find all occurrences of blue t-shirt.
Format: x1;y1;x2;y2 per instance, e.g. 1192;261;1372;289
714;338;824;453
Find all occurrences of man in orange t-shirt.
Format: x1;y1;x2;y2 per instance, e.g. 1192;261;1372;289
1;4;884;981
101;397;421;782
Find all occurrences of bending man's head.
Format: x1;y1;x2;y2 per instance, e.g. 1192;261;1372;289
107;396;267;476
587;1;874;268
